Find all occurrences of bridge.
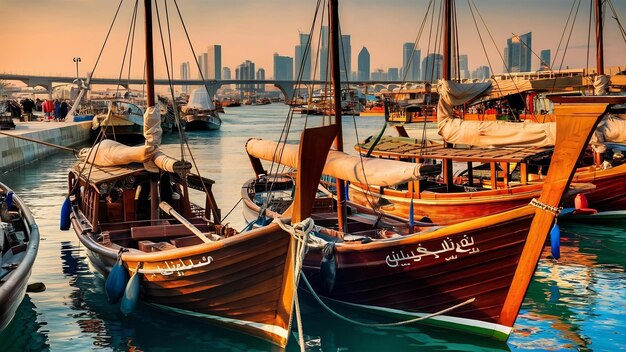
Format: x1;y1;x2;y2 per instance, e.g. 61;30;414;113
0;73;414;102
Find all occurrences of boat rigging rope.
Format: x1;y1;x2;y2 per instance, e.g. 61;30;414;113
274;217;314;352
301;273;475;328
0;131;78;154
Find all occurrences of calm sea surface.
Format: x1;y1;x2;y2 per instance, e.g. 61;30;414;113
1;104;624;351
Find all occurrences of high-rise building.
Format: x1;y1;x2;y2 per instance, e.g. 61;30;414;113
402;42;420;81
256;68;265;92
236;60;255;96
222;67;231;80
539;49;551;70
388;67;399;81
180;61;189;93
422;53;443;82
505;32;532;72
197;53;208;79
273;53;294;81
295;33;311;80
320;26;329;80
340;34;351;80
472;66;491;80
371;69;387;81
207;45;221;80
357;47;370;81
319;27;351;81
458;54;469;79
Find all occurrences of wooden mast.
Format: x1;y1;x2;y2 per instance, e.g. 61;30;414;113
329;0;347;232
595;0;604;75
144;0;159;221
442;0;454;190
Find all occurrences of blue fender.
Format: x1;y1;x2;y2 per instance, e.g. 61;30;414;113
550;223;561;260
120;270;141;316
5;191;14;211
105;256;129;303
60;196;71;231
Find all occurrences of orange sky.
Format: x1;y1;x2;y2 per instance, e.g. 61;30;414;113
0;0;625;80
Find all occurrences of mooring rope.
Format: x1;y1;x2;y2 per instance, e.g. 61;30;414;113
0;130;78;154
274;218;315;352
301;274;476;327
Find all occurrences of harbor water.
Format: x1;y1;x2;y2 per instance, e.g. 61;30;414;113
0;104;624;351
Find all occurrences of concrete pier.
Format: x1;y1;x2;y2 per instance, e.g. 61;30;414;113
0;120;92;173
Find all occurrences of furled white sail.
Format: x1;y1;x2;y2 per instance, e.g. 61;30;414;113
437;79;557;147
593;114;626;143
246;139;440;187
143;105;162;173
79;139;156;166
186;88;216;110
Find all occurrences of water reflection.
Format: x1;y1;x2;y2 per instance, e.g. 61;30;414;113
0;296;49;351
60;241;284;351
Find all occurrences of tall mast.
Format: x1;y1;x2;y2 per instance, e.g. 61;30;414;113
595;0;604;75
145;0;159;221
145;0;156;107
443;0;452;80
329;0;347;232
442;0;454;190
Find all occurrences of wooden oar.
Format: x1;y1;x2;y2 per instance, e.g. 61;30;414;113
158;202;219;242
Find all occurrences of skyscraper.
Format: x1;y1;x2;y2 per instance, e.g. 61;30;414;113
256;68;265;92
539;49;551;70
505;32;532;72
319;27;350;81
357;47;370;81
207;45;221;80
222;67;231;80
180;61;189;93
402;42;420;81
320;26;329;80
236;60;255;96
295;33;311;80
458;54;469;79
422;53;443;82
472;66;491;80
273;53;294;81
387;68;399;81
197;52;209;79
340;34;351;80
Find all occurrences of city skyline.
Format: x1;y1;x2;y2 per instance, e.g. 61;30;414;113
0;1;625;80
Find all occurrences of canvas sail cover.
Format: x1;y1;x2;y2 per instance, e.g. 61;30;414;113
80;106;186;173
186;88;216;110
593;114;626;143
437;79;557;147
246;139;440;187
79;139;156;166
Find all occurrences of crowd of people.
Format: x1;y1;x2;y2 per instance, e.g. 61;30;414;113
1;97;71;122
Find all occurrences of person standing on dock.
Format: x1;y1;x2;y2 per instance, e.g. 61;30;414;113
42;99;53;121
53;99;61;122
60;100;69;121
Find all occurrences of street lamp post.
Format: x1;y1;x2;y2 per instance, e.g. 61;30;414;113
73;57;81;79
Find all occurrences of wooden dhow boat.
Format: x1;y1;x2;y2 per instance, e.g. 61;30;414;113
243;0;626;341
0;182;39;333
63;1;328;347
350;135;626;224
181;88;222;131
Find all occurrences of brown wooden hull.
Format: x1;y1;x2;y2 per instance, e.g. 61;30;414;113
570;163;626;211
302;207;537;340
72;213;298;347
348;182;542;225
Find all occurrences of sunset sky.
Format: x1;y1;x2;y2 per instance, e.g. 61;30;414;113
1;0;625;80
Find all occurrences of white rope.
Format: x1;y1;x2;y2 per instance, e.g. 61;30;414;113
274;217;315;352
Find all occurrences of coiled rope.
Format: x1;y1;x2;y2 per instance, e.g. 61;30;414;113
274;217;315;352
